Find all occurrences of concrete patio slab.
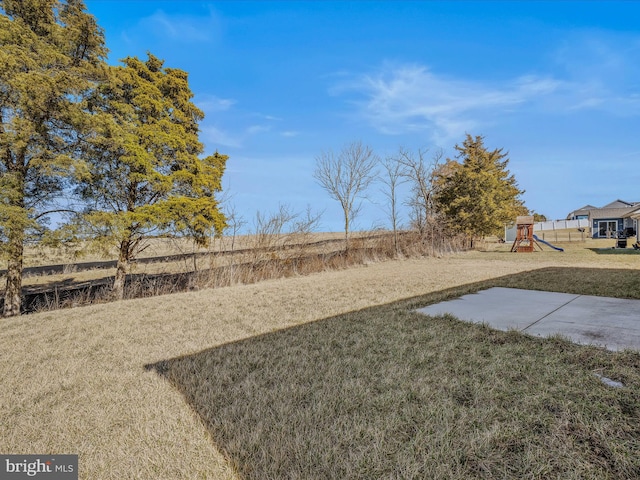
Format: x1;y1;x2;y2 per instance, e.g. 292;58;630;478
417;287;640;351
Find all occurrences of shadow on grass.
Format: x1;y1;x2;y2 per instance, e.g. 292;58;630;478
146;268;640;480
588;248;640;255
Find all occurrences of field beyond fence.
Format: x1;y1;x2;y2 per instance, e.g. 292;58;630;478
535;228;590;243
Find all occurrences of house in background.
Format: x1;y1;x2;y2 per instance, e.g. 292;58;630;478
566;205;597;221
567;200;640;239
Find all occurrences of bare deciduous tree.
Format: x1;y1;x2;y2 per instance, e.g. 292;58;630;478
251;204;323;256
395;147;443;236
221;203;246;254
313;141;378;251
290;205;324;253
380;156;408;256
253;204;298;253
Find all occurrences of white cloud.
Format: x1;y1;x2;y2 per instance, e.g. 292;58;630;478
201;125;243;149
201;122;286;150
281;131;300;137
552;31;640;116
198;99;299;150
195;95;236;114
247;125;271;135
134;8;221;44
336;64;563;141
333;31;640;142
554;31;640;80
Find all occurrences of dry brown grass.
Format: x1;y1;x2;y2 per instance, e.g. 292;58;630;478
153;290;640;479
12;232;623;294
1;241;640;478
12;231;462;313
13;232;383;291
20;232;355;268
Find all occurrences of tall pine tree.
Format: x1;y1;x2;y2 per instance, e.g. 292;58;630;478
433;134;527;243
0;0;106;316
78;54;227;299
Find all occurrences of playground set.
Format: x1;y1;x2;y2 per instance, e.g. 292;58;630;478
511;216;564;253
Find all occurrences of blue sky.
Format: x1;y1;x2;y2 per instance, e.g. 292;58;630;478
85;1;640;232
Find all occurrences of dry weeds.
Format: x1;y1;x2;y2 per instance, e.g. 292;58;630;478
20;232;354;268
13;232;387;293
1;242;639;478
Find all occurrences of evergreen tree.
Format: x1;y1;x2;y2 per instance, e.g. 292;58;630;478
0;0;106;316
433;134;527;242
532;212;547;222
78;54;226;299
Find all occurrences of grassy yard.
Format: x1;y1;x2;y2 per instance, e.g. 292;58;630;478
1;241;640;479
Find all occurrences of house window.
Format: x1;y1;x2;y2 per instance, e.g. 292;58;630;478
598;220;618;237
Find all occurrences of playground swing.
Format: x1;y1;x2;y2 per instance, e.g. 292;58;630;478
510;216;536;252
510;216;564;252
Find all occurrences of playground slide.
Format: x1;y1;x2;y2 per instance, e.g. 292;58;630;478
533;234;564;252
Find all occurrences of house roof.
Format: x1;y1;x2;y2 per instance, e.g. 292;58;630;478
566;200;640;220
575;204;597;211
589;206;640;220
601;199;638;209
566;204;597;219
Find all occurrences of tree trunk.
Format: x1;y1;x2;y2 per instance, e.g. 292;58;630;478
112;239;130;300
392;214;399;256
344;209;350;253
3;236;24;317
